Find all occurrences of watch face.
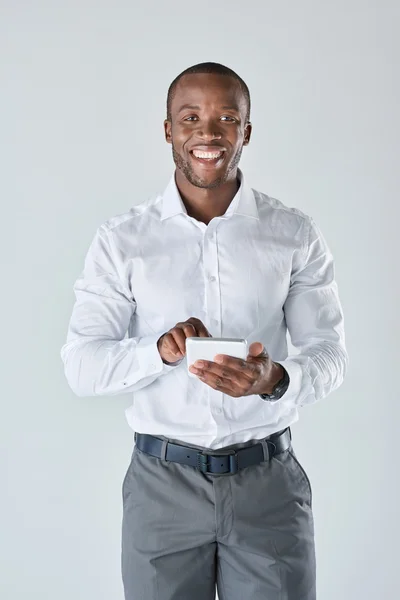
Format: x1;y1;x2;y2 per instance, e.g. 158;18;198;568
279;383;289;397
269;384;284;400
261;392;276;400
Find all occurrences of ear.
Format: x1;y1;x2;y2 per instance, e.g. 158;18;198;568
164;119;172;144
243;121;252;146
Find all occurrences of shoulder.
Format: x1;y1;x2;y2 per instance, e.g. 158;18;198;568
98;194;162;239
251;187;312;246
252;187;311;224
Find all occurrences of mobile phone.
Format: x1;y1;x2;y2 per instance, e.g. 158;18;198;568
185;337;248;378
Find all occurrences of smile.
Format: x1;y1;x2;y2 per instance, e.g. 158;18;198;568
189;147;226;167
192;150;224;160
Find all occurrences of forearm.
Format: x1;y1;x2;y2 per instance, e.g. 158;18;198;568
275;340;349;408
274;214;348;407
61;333;180;397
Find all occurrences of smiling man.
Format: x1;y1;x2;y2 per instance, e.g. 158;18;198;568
61;62;348;600
165;68;252;224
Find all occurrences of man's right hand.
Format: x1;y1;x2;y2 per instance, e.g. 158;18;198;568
157;317;212;365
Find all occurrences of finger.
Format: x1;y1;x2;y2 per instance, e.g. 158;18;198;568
172;325;194;354
162;332;184;357
193;361;251;392
197;370;243;398
213;355;260;379
248;341;268;358
186;317;212;338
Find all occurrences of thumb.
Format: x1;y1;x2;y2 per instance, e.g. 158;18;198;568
248;341;268;359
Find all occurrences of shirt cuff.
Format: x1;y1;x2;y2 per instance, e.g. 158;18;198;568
267;359;304;404
136;333;184;377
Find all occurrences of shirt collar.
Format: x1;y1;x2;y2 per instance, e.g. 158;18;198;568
160;169;259;222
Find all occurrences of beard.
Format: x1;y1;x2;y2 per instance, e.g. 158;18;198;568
172;144;243;189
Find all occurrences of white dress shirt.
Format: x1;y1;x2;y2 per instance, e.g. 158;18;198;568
61;170;348;449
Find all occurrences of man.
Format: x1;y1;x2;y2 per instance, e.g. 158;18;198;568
61;62;348;600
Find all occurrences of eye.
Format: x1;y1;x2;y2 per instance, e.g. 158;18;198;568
220;116;236;122
184;116;198;122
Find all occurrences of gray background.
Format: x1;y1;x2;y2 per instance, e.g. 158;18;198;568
1;1;398;599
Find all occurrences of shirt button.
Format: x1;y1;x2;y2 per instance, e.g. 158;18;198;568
209;275;216;282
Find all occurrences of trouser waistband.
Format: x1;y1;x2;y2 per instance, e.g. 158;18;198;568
134;428;292;475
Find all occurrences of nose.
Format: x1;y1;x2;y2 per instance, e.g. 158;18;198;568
196;120;222;141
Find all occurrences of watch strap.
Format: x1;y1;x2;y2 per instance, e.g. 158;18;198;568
259;366;290;400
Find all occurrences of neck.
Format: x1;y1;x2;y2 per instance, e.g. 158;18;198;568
175;169;240;225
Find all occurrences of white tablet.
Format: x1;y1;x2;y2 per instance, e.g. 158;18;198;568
186;337;248;378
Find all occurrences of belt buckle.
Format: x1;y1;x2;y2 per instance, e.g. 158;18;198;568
197;449;239;475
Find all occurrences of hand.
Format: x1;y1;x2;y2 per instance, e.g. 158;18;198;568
188;341;285;398
157;317;212;365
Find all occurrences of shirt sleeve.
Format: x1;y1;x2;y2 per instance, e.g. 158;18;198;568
60;225;179;397
272;216;349;408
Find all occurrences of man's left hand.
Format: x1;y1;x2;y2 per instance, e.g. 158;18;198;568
188;342;285;398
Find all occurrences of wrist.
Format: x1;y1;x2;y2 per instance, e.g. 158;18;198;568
259;363;289;401
261;363;285;395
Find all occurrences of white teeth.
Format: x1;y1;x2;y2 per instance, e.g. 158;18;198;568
192;150;223;159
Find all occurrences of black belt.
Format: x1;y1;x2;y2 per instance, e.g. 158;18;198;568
134;427;292;475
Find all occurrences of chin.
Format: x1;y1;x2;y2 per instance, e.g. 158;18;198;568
189;172;228;189
190;164;231;187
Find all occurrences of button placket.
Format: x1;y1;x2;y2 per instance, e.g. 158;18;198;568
202;224;221;337
201;223;224;438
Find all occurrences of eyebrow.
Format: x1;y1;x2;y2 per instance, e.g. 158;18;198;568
177;104;240;113
177;104;201;112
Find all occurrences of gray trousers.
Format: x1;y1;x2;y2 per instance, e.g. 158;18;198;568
121;433;316;599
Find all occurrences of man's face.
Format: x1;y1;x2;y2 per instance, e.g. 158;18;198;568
164;73;252;189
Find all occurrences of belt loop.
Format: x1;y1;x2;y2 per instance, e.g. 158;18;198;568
160;440;168;462
260;440;270;462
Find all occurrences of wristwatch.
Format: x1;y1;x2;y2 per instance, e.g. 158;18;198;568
259;366;290;401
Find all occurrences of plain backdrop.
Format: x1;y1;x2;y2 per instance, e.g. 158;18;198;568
1;1;399;599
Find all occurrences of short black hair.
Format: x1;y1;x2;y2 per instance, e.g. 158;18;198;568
166;62;251;123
